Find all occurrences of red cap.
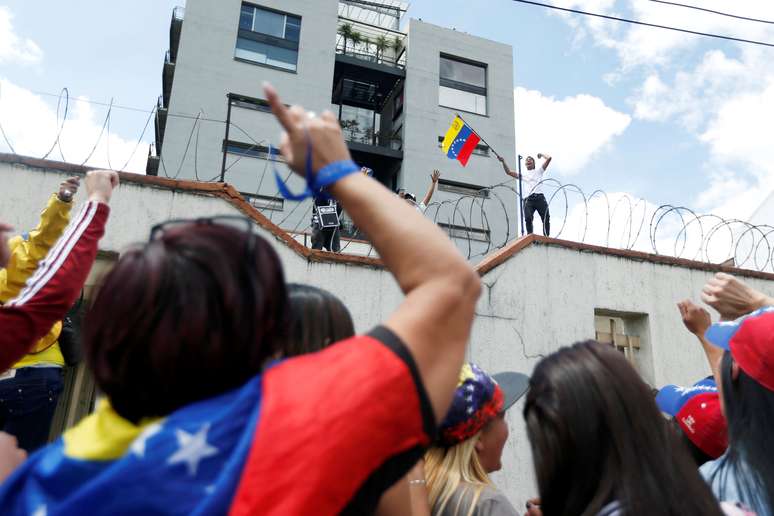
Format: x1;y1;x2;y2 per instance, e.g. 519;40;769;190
676;392;728;459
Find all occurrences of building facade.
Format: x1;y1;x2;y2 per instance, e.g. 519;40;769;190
148;0;516;256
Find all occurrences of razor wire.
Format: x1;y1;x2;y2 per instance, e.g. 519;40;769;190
2;88;774;271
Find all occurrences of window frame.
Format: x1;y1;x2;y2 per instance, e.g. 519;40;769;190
438;53;488;116
223;140;283;161
235;3;301;72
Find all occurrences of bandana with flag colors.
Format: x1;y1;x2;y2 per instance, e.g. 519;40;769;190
442;116;481;167
0;328;435;516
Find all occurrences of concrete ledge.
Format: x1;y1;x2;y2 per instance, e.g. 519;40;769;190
476;234;774;281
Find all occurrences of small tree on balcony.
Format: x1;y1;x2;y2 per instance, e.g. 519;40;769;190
391;36;403;56
338;23;355;54
351;31;364;54
374;35;389;63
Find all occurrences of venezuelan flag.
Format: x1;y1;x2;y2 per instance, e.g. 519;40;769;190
0;333;434;515
441;116;481;167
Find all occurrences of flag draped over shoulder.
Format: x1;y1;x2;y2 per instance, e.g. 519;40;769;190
0;374;264;516
441;116;481;167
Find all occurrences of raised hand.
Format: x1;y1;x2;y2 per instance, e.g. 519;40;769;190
58;176;80;202
701;272;770;321
264;83;352;176
677;299;711;337
431;170;440;183
85;170;120;205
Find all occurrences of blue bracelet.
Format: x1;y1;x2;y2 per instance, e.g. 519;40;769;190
311;160;360;198
273;139;361;200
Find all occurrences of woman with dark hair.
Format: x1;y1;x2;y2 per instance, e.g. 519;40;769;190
523;340;724;516
0;85;481;515
699;274;774;516
282;283;355;357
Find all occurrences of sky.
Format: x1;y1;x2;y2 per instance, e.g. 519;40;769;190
1;0;773;254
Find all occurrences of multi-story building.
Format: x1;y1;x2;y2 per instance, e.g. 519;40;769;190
148;0;516;257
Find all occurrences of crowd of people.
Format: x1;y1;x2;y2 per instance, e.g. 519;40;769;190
0;83;771;515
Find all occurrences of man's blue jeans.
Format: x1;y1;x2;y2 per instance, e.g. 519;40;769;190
0;367;64;452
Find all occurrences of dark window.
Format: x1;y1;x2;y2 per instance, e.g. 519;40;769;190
439;55;487;115
241;191;284;211
229;93;272;112
224;140;282;160
437;178;490;198
235;4;301;72
438;222;490;242
392;88;404;121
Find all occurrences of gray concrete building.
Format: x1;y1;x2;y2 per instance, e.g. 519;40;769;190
148;0;516;256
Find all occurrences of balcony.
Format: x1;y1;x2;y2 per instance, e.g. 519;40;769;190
169;6;184;63
146;144;160;176
162;50;175;109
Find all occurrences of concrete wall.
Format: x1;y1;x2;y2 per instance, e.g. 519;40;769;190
7;163;774;508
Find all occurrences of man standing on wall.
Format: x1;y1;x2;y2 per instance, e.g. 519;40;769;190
499;153;552;236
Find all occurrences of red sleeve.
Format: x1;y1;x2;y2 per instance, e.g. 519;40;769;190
230;327;436;516
0;201;109;371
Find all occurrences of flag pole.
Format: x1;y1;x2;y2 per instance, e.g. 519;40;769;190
455;112;504;161
517;155;525;237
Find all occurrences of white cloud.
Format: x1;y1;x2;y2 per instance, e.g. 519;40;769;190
514;87;631;175
543;0;774;222
0;6;42;65
0;79;148;173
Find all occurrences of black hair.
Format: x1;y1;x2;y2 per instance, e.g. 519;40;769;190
668;419;714;467
709;351;774;513
281;283;355;357
524;340;723;516
85;224;288;423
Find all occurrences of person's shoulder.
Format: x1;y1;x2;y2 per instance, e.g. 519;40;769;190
700;455;723;480
476;485;518;515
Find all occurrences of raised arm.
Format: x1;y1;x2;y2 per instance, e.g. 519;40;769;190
0;171;117;371
537;153;552;171
677;300;722;384
265;84;480;423
0;177;80;302
701;272;773;319
497;156;519;179
421;170;440;207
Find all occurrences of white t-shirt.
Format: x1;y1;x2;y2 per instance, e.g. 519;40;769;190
521;164;546;196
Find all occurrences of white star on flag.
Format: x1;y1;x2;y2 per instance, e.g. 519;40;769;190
167;424;219;477
130;422;163;458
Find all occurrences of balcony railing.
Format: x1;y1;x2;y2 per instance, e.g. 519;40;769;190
169;6;184;62
340;123;402;151
336;18;407;70
335;45;405;69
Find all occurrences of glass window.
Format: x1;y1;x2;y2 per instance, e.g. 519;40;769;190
440;56;486;89
236;4;300;72
252;8;285;38
438;55;487;115
239;5;253;30
235;37;298;71
439;86;487;115
285;15;301;42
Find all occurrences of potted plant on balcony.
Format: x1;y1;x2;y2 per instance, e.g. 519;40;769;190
375;35;389;64
338;23;355;54
351;31;364;56
391;36;403;58
339;119;360;141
